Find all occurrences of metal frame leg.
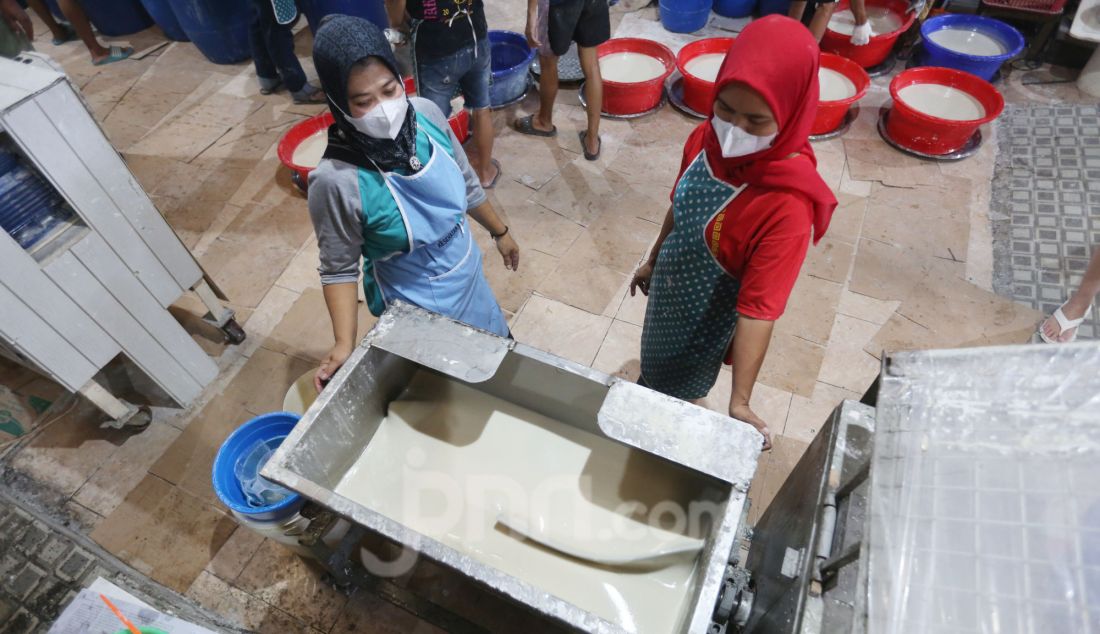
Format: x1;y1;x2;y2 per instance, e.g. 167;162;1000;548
191;278;246;345
78;378;150;429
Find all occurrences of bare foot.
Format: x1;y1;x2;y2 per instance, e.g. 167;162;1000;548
478;161;500;189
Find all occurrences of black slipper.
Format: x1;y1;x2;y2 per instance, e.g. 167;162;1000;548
514;114;557;137
580;131;601;161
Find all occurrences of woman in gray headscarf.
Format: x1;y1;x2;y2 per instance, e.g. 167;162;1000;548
308;15;520;392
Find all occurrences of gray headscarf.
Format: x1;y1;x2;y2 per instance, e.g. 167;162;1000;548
312;15;419;172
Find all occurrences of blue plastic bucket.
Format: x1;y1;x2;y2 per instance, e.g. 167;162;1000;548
174;0;252;64
212;412;303;521
757;0;790;15
660;0;711;32
713;0;755;18
300;0;388;33
80;0;154;36
139;0;189;41
489;30;534;107
918;15;1024;81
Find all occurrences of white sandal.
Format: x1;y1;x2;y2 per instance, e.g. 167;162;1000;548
1038;302;1092;344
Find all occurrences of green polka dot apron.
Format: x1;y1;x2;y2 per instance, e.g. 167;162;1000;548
270;0;298;25
639;150;747;401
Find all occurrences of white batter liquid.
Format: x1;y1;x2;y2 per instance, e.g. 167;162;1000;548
334;371;718;633
819;67;857;101
599;52;667;83
926;27;1007;56
683;53;725;83
898;83;986;121
828;7;902;35
291;130;327;168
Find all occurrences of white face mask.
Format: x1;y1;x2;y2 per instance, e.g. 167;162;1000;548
711;115;777;158
346;95;408;140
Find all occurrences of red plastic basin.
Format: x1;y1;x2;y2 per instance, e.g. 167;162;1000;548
821;0;914;69
675;37;734;117
598;38;676;116
812;53;870;135
886;67;1004;155
277;79;471;190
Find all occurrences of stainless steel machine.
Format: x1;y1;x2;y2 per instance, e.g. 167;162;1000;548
265;302;1100;633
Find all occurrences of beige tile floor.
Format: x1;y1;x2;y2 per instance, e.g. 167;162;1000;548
0;3;1085;631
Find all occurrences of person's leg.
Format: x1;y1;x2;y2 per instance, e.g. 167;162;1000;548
458;38;498;187
532;53;559;132
576;45;601;155
573;0;609;156
1042;248;1100;341
56;0;116;61
414;49;459;117
248;0;280;93
24;0;69;41
807;1;836;41
254;0;315;99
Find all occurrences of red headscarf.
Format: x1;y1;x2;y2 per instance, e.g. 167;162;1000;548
701;15;837;244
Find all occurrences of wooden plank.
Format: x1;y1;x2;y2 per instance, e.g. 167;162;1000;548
41;86;203;291
0;230;119;370
1;98;184;307
73;233;217;387
44;251;202;406
0;283;95;391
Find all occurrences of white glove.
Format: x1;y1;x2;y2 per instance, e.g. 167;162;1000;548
851;21;873;46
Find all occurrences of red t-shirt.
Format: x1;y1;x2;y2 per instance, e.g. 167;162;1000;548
673;131;813;322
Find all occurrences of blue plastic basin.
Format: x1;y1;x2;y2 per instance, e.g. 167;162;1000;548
660;0;712;33
918;14;1024;81
299;0;388;33
212;412;303;521
713;0;755;18
489;30;534;107
173;0;252;64
139;0;189;41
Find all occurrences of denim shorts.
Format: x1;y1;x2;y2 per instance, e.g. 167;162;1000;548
413;38;492;117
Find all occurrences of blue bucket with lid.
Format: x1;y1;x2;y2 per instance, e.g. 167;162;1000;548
918;14;1024;81
660;0;712;33
212;412;303;522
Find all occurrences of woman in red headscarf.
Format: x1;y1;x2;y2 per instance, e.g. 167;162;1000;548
630;16;837;451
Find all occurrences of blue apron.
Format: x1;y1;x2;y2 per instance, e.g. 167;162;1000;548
639;151;747;400
367;121;509;337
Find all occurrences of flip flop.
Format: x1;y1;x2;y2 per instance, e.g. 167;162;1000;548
52;23;77;46
92;45;133;66
1038;302;1092;344
259;77;282;95
513;114;557;137
481;159;502;189
579;131;601;161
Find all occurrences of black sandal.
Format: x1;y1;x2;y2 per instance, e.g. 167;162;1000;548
513;114;557;137
580;131;602;161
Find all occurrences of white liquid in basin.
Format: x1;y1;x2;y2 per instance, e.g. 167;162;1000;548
927;27;1007;57
334;371;716;633
292;129;327;168
819;67;857;101
828;7;902;35
600;52;667;83
898;83;986;121
684;53;725;82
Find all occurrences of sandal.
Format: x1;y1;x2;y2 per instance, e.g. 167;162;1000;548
1038;302;1092;343
513;114;556;137
52;23;77;46
92;45;133;66
481;158;502;189
259;77;282;95
579;131;601;161
292;85;326;105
